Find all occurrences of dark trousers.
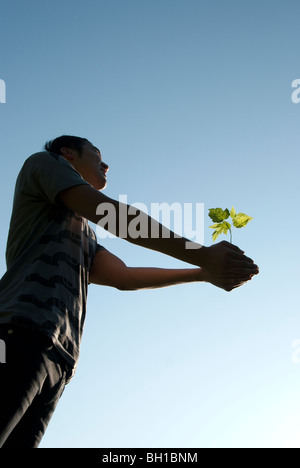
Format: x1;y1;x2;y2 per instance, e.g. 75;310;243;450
0;324;68;448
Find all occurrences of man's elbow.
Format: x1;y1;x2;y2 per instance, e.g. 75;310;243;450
116;281;138;292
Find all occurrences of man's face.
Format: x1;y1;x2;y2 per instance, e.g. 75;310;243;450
61;141;109;190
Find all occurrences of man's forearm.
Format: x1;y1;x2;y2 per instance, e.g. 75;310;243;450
123;267;203;291
58;185;207;265
96;193;208;266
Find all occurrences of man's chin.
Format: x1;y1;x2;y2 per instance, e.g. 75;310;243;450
95;179;107;191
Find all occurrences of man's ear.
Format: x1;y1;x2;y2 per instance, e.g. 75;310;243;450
60;146;75;161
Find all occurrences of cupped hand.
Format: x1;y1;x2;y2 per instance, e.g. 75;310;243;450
199;240;259;279
201;268;257;292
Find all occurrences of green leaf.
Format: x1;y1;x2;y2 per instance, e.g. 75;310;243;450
222;221;232;232
212;230;221;242
209;223;223;230
208;208;230;223
210;221;232;242
232;213;253;229
230;206;236;219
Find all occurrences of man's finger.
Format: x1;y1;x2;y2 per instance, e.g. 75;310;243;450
228;267;258;276
217;267;258;278
224;275;255;290
220;240;245;254
229;260;259;271
230;251;254;263
229;258;259;273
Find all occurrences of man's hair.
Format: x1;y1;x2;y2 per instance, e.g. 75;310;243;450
44;135;89;156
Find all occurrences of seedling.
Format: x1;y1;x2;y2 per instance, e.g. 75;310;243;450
208;207;253;243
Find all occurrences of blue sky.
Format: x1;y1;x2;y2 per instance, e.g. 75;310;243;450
1;0;300;448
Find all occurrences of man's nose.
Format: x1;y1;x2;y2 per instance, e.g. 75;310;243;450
101;162;109;173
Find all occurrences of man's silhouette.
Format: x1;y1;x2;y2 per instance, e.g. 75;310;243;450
0;135;258;447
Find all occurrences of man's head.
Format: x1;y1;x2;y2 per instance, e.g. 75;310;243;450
44;135;109;190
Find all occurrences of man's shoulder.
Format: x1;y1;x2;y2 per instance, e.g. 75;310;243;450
21;151;73;174
24;151;61;165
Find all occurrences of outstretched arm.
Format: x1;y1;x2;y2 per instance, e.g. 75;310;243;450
58;184;259;281
89;249;254;292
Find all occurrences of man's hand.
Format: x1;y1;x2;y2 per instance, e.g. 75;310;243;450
200;267;256;292
198;241;259;280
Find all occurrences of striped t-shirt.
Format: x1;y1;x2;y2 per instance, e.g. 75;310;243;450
0;151;104;379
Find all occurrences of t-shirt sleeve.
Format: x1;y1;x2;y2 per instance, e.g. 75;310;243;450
21;151;90;205
89;226;107;255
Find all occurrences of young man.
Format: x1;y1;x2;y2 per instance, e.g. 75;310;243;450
0;136;259;447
